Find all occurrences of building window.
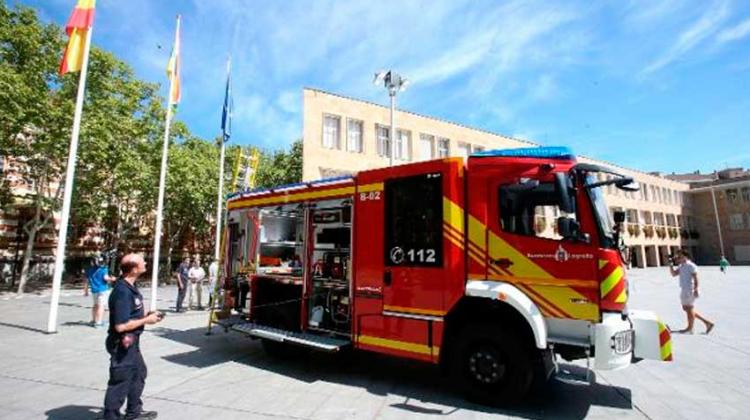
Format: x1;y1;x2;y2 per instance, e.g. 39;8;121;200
727;188;739;203
419;134;434;161
473;145;485;153
742;187;750;202
457;142;471;159
395;129;411;161
642;184;649;201
376;125;390;157
322;114;340;149
346;119;363;153
729;213;744;230
437;138;450;158
385;173;443;267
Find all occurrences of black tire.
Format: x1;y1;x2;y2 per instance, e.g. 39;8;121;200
450;325;534;406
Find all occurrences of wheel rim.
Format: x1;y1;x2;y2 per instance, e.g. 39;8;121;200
468;345;506;385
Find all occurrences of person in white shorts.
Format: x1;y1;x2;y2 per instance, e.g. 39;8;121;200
85;255;116;327
188;259;207;310
668;249;715;334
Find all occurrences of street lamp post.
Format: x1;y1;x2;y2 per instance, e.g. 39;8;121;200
374;70;409;166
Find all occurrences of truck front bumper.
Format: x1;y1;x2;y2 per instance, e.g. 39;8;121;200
593;310;672;370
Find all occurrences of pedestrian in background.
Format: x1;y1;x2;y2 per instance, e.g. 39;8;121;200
719;255;729;274
102;253;163;420
669;249;715;334
188;259;206;310
208;258;218;307
175;257;190;312
86;254;116;328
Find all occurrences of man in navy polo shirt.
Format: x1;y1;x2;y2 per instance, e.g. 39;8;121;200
103;253;163;420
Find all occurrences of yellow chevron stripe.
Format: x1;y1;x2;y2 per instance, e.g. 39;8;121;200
598;259;608;269
443;222;464;242
516;284;567;318
359;335;439;356
466;240;484;259
467;248;485;267
487;230;551;279
443;198;464;234
528;284;598;321
600;266;624;297
468;215;486;250
614;288;628;303
444;232;464;251
659;323;672;361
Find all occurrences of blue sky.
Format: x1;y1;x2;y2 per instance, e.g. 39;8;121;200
21;0;750;174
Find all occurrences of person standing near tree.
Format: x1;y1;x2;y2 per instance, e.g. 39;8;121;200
102;253;163;420
188;259;206;310
208;258;218;307
86;254;116;327
175;257;190;312
669;249;715;334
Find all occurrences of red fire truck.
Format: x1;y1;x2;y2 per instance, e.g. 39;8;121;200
213;146;672;404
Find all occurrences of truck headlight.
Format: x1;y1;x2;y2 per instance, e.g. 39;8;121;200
611;329;634;354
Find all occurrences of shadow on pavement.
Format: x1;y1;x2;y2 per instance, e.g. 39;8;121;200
44;404;101;419
0;321;48;334
154;326;633;419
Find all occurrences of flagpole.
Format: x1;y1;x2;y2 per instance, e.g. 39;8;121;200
150;16;179;312
214;56;230;262
214;139;226;262
47;27;94;334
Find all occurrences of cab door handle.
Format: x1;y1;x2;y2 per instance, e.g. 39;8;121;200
384;270;392;286
490;258;514;270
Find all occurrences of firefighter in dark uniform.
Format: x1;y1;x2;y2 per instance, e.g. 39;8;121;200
103;253;163;420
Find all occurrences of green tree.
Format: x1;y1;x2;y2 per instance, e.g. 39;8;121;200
0;4;70;294
71;48;162;254
255;139;302;188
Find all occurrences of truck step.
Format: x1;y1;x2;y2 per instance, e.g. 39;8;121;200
231;322;351;352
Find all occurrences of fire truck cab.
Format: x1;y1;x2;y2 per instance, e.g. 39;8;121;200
215;146;671;404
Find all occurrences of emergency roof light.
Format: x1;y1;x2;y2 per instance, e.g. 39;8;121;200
472;146;575;160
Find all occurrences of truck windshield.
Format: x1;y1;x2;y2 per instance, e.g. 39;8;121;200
584;175;615;248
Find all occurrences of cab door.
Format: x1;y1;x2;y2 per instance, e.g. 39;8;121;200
485;168;600;323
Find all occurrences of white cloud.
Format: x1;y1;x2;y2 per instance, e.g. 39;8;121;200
716;17;750;44
640;1;730;76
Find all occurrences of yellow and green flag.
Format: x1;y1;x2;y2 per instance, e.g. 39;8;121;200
166;15;181;109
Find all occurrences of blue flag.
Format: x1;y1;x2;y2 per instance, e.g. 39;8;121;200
221;58;232;142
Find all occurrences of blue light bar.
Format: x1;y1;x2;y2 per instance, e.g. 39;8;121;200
472;146;575;160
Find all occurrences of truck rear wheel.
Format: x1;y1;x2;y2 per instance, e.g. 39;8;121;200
451;325;533;405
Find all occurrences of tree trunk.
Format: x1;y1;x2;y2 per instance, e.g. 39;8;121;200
16;223;40;295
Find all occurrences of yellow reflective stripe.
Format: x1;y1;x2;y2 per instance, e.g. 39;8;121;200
614;288;628;303
468;215;486;250
228;186;355;209
466;240;484;259
357;182;383;193
443;198;464;234
529;284;598;320
444;231;464;251
598;259;608;269
382;305;446;316
487;231;552;279
359;335;439;356
600;266;623;297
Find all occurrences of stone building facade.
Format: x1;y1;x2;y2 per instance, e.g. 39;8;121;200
301;88;706;267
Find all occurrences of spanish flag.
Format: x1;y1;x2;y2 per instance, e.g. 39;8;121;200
166;15;181;109
59;0;96;75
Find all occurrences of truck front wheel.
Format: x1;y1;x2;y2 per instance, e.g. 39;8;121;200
451;325;533;405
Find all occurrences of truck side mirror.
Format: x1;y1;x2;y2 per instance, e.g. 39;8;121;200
614;210;626;224
554;172;575;214
557;217;589;243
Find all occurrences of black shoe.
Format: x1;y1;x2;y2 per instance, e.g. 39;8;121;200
124;410;157;420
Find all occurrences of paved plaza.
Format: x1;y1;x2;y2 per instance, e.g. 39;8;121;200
0;267;748;419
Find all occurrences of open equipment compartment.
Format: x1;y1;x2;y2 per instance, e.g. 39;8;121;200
307;198;353;336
